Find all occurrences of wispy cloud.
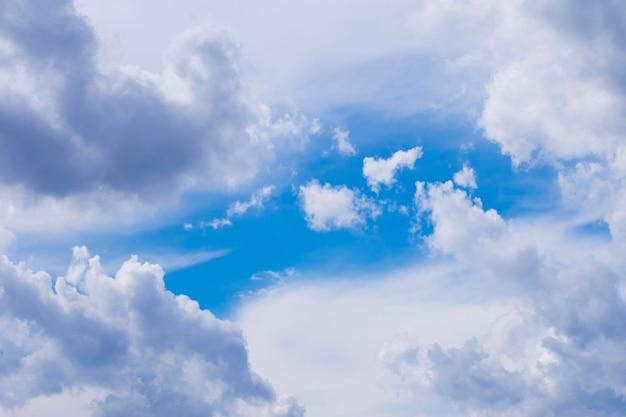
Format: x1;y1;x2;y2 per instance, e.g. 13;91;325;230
332;127;356;156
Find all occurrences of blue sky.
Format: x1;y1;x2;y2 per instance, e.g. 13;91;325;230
1;1;625;416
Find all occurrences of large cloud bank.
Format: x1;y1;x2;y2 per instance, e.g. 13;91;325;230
0;247;303;417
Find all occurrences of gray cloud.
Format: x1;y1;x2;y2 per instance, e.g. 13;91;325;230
0;0;290;199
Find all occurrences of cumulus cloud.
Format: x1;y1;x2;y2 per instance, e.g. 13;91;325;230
0;0;316;235
331;127;356;156
362;147;422;193
0;247;303;417
239;174;626;417
408;178;626;416
452;164;477;189
415;180;543;286
299;180;380;231
404;0;626;166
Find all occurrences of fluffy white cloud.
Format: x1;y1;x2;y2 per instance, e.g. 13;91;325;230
362;147;423;193
401;0;626;166
299;180;380;231
331;127;356;156
0;247;303;417
408;178;626;416
453;164;477;189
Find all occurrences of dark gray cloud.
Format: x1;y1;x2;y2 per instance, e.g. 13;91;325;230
0;0;278;199
0;247;304;416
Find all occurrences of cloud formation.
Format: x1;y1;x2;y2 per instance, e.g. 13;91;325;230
0;0;315;235
452;164;477;190
404;178;626;416
331;127;356;156
227;186;275;217
299;180;380;231
362;147;422;193
0;247;303;417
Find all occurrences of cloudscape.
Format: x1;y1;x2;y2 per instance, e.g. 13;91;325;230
1;0;626;416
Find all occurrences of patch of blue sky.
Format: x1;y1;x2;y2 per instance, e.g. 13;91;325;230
162;110;563;316
4;107;563;318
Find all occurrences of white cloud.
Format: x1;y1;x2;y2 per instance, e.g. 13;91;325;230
298;180;380;231
186;185;274;232
75;0;432;113
200;218;233;230
332;127;356;156
0;227;15;252
362;147;423;193
238;175;626;417
227;186;275;217
415;180;544;287
410;178;626;416
453;164;477;189
236;263;512;417
0;247;303;417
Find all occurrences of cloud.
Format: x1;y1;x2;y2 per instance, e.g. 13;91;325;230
453;164;477;189
0;247;303;417
236;262;512;417
0;227;14;252
227;186;275;217
0;0;317;236
298;180;380;231
406;0;626;166
408;178;626;416
188;185;274;231
199;218;233;230
239;172;626;417
135;249;231;272
331;127;356;156
415;180;543;286
362;147;423;193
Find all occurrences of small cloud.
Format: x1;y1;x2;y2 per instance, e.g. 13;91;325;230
453;163;477;189
200;218;233;229
332;127;357;156
299;180;380;231
363;147;423;193
140;248;231;271
309;118;322;135
227;185;275;217
183;223;194;230
251;268;297;282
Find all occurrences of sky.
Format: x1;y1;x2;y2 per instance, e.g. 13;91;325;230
1;0;626;416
